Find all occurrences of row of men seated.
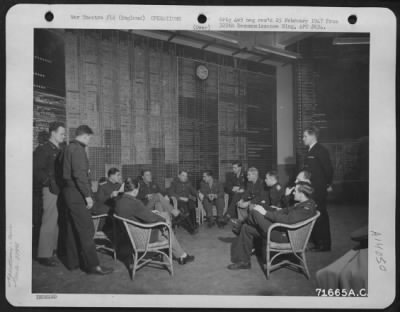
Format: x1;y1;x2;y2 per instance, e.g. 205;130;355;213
91;163;307;234
94;164;316;272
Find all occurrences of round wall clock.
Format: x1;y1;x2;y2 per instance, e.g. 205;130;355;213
196;64;209;80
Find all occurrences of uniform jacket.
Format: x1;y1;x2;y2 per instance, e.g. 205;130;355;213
168;178;197;201
224;170;247;194
199;179;225;199
241;178;266;204
304;142;334;193
137;180;164;204
92;180;121;214
264;199;317;224
62;139;92;198
115;193;165;242
262;183;284;207
33;140;63;194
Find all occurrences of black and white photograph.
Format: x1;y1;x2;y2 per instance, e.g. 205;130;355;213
5;4;396;309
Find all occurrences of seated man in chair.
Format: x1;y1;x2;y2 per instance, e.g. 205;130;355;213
234;167;266;222
168;170;198;234
199;170;226;228
227;183;316;270
138;169;187;226
91;168;123;216
115;178;195;265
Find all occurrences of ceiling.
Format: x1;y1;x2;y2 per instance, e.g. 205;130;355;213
127;30;370;66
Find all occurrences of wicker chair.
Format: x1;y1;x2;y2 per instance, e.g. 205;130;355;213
113;214;174;280
91;213;116;261
265;211;320;279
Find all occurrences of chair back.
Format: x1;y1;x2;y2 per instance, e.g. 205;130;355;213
286;211;320;251
113;215;152;252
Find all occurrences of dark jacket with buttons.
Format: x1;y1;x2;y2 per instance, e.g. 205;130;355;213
33;140;63;194
262;183;284;207
304;142;333;196
62;139;92;198
225;170;247;194
241;178;266;204
168;178;197;201
92;180;122;215
137;180;165;204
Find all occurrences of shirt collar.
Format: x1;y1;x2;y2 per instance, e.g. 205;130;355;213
309;141;317;151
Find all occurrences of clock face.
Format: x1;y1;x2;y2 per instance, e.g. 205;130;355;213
196;64;209;80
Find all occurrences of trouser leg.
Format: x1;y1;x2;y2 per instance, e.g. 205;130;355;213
226;193;241;218
202;198;214;218
215;197;225;218
231;223;261;263
158;212;185;258
312;193;331;249
187;200;197;227
158;193;180;217
64;187;99;270
37;187;59;258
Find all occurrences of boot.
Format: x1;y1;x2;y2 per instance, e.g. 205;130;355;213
216;216;225;228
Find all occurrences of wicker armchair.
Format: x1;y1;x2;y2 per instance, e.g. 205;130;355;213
91;213;116;261
113;214;173;280
265;211;320;279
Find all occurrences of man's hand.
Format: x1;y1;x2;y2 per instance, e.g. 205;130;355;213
146;194;153;200
238;188;244;193
232;186;240;193
253;205;267;216
110;190;119;198
179;197;189;202
86;197;93;209
207;194;215;201
327;185;333;193
285;186;295;196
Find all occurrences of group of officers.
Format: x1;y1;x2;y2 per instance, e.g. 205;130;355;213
33;122;333;275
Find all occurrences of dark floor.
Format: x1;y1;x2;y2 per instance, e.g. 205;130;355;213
32;203;368;295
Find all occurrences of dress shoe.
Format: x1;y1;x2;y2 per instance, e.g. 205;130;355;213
38;257;58;267
227;262;251;270
178;254;195;265
87;265;114;275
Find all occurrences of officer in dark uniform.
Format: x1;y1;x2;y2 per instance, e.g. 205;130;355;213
168;170;198;234
228;183;317;270
263;170;284;207
224;161;247;222
33;121;65;266
302;126;334;252
62;125;113;275
92;167;122;215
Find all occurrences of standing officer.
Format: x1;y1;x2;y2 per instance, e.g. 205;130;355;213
223;161;246;222
62;125;113;274
303;126;334;252
168;170;198;234
199;170;226;228
33;121;65;266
